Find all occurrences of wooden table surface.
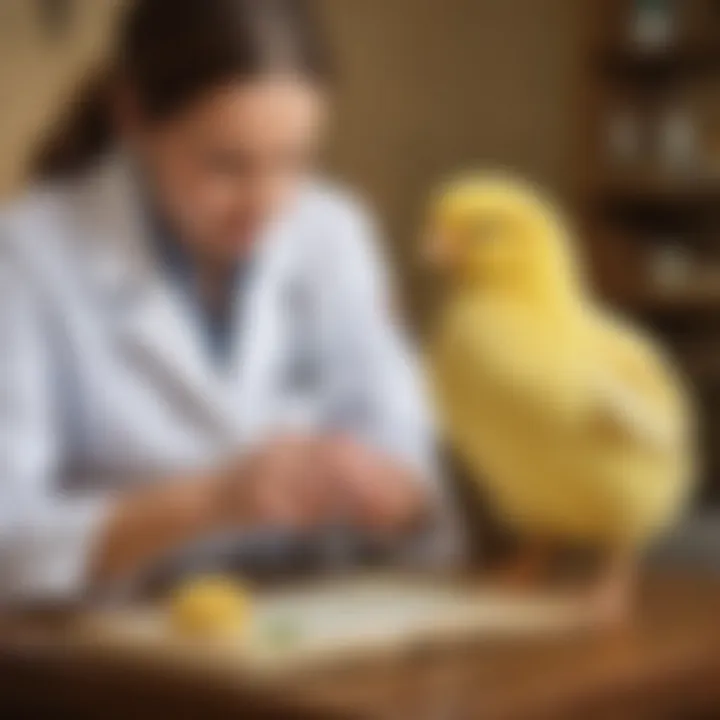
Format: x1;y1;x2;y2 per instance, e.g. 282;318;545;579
1;573;720;720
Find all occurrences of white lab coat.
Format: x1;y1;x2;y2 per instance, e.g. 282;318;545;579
0;155;446;600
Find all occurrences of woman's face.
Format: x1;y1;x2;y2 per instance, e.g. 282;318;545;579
125;76;327;260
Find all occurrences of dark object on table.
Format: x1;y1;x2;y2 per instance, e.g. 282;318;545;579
99;526;407;604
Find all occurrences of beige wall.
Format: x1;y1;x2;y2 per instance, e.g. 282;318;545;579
0;0;121;197
317;0;585;318
0;0;584;316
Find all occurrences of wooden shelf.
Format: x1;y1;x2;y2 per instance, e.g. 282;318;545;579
680;352;720;385
600;175;720;209
600;44;720;79
582;0;720;502
611;285;720;313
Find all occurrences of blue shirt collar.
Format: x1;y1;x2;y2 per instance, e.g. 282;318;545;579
146;202;247;367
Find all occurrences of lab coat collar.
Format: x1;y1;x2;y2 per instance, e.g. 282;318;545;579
81;152;294;444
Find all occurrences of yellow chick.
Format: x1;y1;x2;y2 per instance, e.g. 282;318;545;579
426;175;695;621
170;576;252;638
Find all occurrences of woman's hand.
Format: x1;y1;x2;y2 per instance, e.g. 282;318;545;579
217;436;338;528
221;435;431;533
90;477;225;587
319;436;431;533
91;436;338;587
90;435;431;588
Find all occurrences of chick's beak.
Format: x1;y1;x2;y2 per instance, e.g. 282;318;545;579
421;230;454;270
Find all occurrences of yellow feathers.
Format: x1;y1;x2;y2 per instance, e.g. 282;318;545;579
426;175;582;301
427;176;695;549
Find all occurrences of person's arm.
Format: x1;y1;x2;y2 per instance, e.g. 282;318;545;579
0;243;116;602
88;476;224;588
90;436;340;587
0;242;237;599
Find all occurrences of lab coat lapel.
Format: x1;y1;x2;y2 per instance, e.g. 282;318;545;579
230;215;295;446
86;156;238;438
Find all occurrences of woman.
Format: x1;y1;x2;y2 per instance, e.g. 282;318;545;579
0;0;450;600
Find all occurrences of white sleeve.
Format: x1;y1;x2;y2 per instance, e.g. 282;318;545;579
0;245;109;602
317;201;434;475
315;198;465;564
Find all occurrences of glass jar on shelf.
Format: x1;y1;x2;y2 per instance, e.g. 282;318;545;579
629;0;678;51
657;102;699;176
606;106;644;168
649;241;693;292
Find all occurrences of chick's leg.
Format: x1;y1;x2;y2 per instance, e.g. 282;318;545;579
588;548;638;626
495;539;555;589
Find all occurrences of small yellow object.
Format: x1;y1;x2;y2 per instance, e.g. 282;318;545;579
170;576;252;638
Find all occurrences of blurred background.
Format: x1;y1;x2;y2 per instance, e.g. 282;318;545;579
4;4;720;717
3;0;720;516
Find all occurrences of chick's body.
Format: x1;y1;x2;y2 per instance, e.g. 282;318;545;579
429;179;693;550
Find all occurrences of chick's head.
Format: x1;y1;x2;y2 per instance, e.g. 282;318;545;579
425;175;582;300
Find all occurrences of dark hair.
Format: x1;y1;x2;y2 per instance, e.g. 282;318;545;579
34;0;330;179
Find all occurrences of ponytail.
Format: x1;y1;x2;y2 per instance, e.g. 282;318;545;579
33;70;116;179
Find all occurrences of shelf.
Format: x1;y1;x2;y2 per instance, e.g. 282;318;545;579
584;2;720;500
612;291;720;314
680;354;720;385
600;44;720;80
611;285;720;312
599;175;720;209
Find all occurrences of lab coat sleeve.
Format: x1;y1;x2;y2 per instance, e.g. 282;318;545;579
319;207;431;472
316;197;465;563
0;244;109;602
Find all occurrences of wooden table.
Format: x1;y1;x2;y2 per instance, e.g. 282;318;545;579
1;573;720;720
